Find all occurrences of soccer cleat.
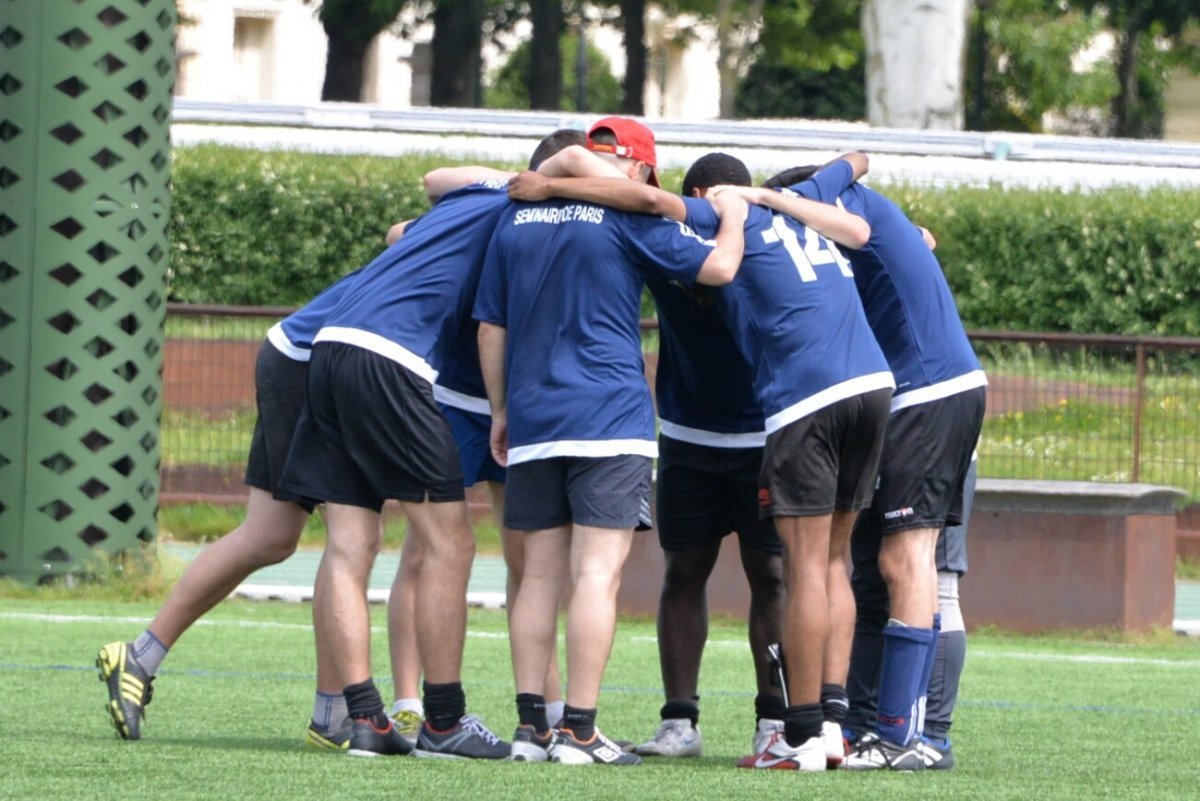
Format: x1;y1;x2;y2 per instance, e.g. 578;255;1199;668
823;720;847;769
96;642;153;740
633;718;702;758
415;715;510;759
390;708;423;744
305;720;350;752
345;716;413;757
736;729;826;771
753;718;784;756
917;735;955;770
843;731;925;772
508;724;553;762
551;727;642;766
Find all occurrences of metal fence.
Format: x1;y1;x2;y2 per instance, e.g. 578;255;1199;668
160;304;1200;504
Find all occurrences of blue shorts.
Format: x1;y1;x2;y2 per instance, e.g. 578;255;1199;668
438;403;506;487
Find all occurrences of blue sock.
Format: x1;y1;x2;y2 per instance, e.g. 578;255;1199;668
916;613;942;736
875;621;935;746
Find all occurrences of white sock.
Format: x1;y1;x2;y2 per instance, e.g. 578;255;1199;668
391;698;424;718
546;700;565;728
313;691;348;731
132;630;168;676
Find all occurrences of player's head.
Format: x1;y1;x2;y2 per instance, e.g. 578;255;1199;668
529;128;587;170
586;116;659;186
682;152;751;198
762;165;819;189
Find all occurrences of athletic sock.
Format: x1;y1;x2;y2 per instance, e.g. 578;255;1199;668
561;704;597;741
755;691;786;723
915;612;942;736
924;628;966;742
423;680;466;731
820;683;849;726
132;629;168;676
390;697;423;718
313;691;348;731
516;693;549;732
782;703;823;747
875;620;936;746
661;696;700;726
545;699;565;728
343;679;387;726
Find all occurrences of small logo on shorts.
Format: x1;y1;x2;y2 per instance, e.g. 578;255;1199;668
758;489;771;508
883;506;914;521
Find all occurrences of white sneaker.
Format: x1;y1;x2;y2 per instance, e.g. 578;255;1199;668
843;731;924;772
736;729;825;771
823;720;846;768
753;718;784;756
633;718;702;757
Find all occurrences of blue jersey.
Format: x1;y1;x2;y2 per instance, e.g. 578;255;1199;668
792;161;985;411
315;182;509;382
267;267;363;361
684;198;893;435
432;317;490;415
473;199;716;465
647;275;765;447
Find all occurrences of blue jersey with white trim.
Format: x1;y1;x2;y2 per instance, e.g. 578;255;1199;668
647;275;766;447
792;161;985;409
684;198;893;434
316;182;509;383
473;199;716;464
432;318;490;415
268;267;363;361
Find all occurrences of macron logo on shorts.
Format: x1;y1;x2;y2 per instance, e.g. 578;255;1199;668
758;489;771;508
883;506;914;521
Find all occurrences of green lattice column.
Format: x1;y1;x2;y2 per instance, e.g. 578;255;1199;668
0;0;174;582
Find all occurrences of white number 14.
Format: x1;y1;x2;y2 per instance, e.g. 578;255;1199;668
760;215;853;282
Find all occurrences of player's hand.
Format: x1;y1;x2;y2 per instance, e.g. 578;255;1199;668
710;184;765;205
707;187;749;224
508;170;554;202
489;416;509;467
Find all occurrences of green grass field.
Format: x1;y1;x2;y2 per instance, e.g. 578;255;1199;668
2;596;1197;800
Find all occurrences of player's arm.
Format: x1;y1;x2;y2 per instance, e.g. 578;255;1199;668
918;225;937;250
532;144;628;179
713;185;870;250
477;321;509;467
834;151;869;182
508;172;688;222
384;218;417;246
424;166;516;203
693;191;748;286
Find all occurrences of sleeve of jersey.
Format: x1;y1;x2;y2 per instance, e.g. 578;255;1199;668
792;159;855;203
472;229;509;328
625;207;717;287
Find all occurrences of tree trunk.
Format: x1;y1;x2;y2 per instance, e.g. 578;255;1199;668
863;0;970;129
321;29;370;101
431;0;483;107
529;0;563;110
1111;24;1143;138
619;0;646;115
714;0;764;119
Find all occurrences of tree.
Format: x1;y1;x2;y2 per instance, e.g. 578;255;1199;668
430;0;485;106
618;0;648;114
1074;1;1200;138
528;0;565;110
315;0;408;101
487;34;623;112
862;0;971;129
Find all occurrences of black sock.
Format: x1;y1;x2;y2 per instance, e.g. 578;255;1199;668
562;704;597;741
660;696;700;726
755;691;786;723
783;703;824;747
820;683;849;725
516;693;548;732
343;679;386;726
423;680;466;731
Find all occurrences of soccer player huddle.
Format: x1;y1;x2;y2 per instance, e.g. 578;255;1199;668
97;116;985;773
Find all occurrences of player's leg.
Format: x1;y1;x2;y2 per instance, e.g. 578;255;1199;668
845;508;889;740
386;528;425;740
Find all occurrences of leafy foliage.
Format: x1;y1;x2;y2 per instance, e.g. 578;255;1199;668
485;34;622;112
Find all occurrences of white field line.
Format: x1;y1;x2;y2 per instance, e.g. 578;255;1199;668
3;611;1199;667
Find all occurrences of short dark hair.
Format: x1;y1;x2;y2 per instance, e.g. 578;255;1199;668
762;165;819;189
529;129;587;170
682;152;751;197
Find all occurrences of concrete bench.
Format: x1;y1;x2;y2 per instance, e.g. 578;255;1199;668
615;478;1185;633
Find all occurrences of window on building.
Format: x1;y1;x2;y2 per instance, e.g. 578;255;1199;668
233;15;275;102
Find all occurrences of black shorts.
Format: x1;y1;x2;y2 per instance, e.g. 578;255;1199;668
866;386;985;535
277;342;465;511
656;435;780;555
504;454;652;532
243;339;315;512
759;388;891;518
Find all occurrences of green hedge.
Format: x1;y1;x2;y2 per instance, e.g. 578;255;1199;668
170;145;1200;335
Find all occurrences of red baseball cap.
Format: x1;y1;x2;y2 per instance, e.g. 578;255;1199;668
586;116;660;186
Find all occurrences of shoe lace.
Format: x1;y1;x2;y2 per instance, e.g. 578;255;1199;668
461;715;501;746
